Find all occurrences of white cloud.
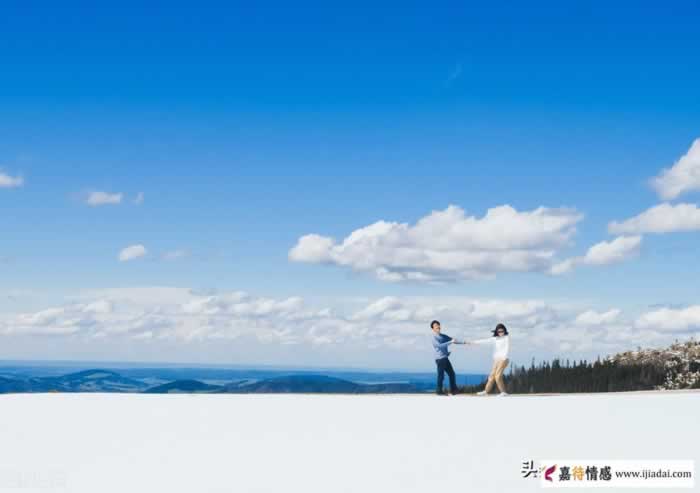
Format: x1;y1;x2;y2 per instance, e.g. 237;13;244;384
650;139;700;200
548;258;578;276
87;191;123;206
83;300;113;314
289;234;334;263
0;171;24;188
609;203;700;234
118;244;147;262
2;289;340;345
1;287;689;362
73;287;195;306
551;236;642;275
289;205;584;282
582;235;642;265
133;192;145;205
0;289;560;347
635;305;700;332
575;309;621;326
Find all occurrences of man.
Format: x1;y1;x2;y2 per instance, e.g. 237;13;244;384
431;320;464;395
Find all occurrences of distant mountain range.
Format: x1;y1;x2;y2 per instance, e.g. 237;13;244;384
0;369;434;394
219;375;422;394
0;369;151;393
144;379;223;394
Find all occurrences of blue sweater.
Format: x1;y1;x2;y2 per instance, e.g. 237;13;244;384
432;333;454;360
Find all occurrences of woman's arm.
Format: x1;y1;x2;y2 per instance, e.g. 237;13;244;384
469;337;494;345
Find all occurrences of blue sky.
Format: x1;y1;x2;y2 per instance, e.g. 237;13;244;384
1;2;699;369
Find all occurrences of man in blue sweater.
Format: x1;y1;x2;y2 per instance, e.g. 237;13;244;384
431;320;464;395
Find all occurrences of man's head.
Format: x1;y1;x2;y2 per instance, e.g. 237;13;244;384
430;320;441;334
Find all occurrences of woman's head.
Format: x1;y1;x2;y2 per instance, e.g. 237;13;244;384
492;323;508;337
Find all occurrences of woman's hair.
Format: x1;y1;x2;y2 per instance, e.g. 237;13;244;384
430;320;441;329
492;323;509;336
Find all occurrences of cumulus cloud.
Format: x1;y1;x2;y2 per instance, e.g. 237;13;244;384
289;234;335;263
0;289;559;348
650;139;700;200
118;244;147;262
609;203;700;234
1;287;691;361
1;288;342;345
582;235;642;265
350;296;553;327
635;305;700;332
289;205;584;282
550;236;642;275
87;191;123;206
575;309;621;326
8;301;114;336
0;171;24;188
548;258;578;276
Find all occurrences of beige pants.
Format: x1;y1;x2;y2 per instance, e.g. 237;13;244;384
484;358;509;394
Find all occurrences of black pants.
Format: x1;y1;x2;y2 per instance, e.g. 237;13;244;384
436;358;457;393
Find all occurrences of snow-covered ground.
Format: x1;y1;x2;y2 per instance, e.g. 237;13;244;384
0;392;698;492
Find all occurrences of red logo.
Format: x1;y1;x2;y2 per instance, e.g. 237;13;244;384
544;465;557;482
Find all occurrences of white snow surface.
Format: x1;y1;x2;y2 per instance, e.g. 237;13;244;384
0;392;698;492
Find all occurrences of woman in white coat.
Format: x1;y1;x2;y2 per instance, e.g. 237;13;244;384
468;323;511;396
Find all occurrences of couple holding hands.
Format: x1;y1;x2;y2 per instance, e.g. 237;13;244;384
431;320;511;396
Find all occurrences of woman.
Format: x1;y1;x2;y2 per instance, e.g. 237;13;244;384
468;323;511;396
